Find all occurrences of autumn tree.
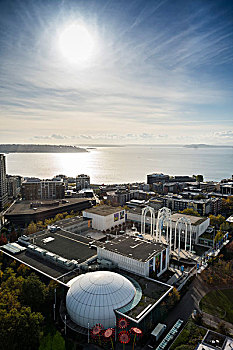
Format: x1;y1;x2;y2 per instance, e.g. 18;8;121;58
21;273;47;311
0;306;43;350
209;214;225;228
26;221;38;234
179;208;200;217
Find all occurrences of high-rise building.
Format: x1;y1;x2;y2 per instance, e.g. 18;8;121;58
0;154;8;211
76;174;90;190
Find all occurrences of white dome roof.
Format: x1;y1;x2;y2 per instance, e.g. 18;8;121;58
66;271;136;329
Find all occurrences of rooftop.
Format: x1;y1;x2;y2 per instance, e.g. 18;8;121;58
198;330;233;350
5;198;91;215
56;216;85;228
97;235;166;262
115;271;172;321
83;205;123;216
171;213;208;226
29;229;96;263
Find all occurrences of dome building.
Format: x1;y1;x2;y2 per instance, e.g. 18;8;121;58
66;271;136;329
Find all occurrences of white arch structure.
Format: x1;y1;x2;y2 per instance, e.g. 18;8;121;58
141;206;156;236
155;207;172;249
174;217;192;258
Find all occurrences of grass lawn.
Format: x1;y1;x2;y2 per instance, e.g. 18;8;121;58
170;320;206;350
200;289;233;324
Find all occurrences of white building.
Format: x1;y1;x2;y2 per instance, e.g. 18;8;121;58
127;208;210;244
171;213;210;243
97;235;169;277
83;205;125;231
66;271;136;329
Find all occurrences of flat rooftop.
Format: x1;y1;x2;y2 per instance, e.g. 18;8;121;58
56;216;86;228
29;230;96;263
118;272;171;321
200;330;233;350
84;205;123;216
171;213;207;225
0;248;70;281
5;198;91;216
97;235;166;262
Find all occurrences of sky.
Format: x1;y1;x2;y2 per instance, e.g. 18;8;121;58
0;0;233;145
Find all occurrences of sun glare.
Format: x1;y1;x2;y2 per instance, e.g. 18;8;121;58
59;24;94;64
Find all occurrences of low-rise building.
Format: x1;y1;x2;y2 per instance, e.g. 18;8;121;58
5;198;94;226
196;329;233;350
97;235;169;277
147;173;169;185
83;205;125;231
163;194;212;216
220;182;233;196
21;178;65;200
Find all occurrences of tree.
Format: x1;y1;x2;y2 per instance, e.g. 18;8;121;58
17;264;30;277
168;288;180;307
26;221;38;234
194;194;206;200
52;331;66;350
0;306;43;350
214;230;224;243
196;175;204;183
209;214;225;228
21;273;47;311
0;233;7;246
9;230;17;242
179;208;200;217
222;196;233;216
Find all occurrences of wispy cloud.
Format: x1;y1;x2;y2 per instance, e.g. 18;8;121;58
215;131;233;138
0;0;233;144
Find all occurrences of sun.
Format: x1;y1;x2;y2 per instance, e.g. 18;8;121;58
59;24;94;64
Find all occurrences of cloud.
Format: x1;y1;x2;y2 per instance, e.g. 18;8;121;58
1;0;233;145
215;131;233;138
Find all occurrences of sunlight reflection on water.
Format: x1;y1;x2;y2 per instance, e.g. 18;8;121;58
6;146;233;184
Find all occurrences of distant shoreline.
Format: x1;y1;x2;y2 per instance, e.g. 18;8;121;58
184;144;233;149
0;144;87;153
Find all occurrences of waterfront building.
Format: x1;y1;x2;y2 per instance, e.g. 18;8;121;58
0;154;8;211
21;178;65;200
76;174;90;191
147;173;169;185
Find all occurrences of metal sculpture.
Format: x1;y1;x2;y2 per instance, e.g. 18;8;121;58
130;327;143;350
155;207;172;248
118;317;129;329
119;330;130;349
174;216;192;258
104;328;115;350
141;206;156;236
